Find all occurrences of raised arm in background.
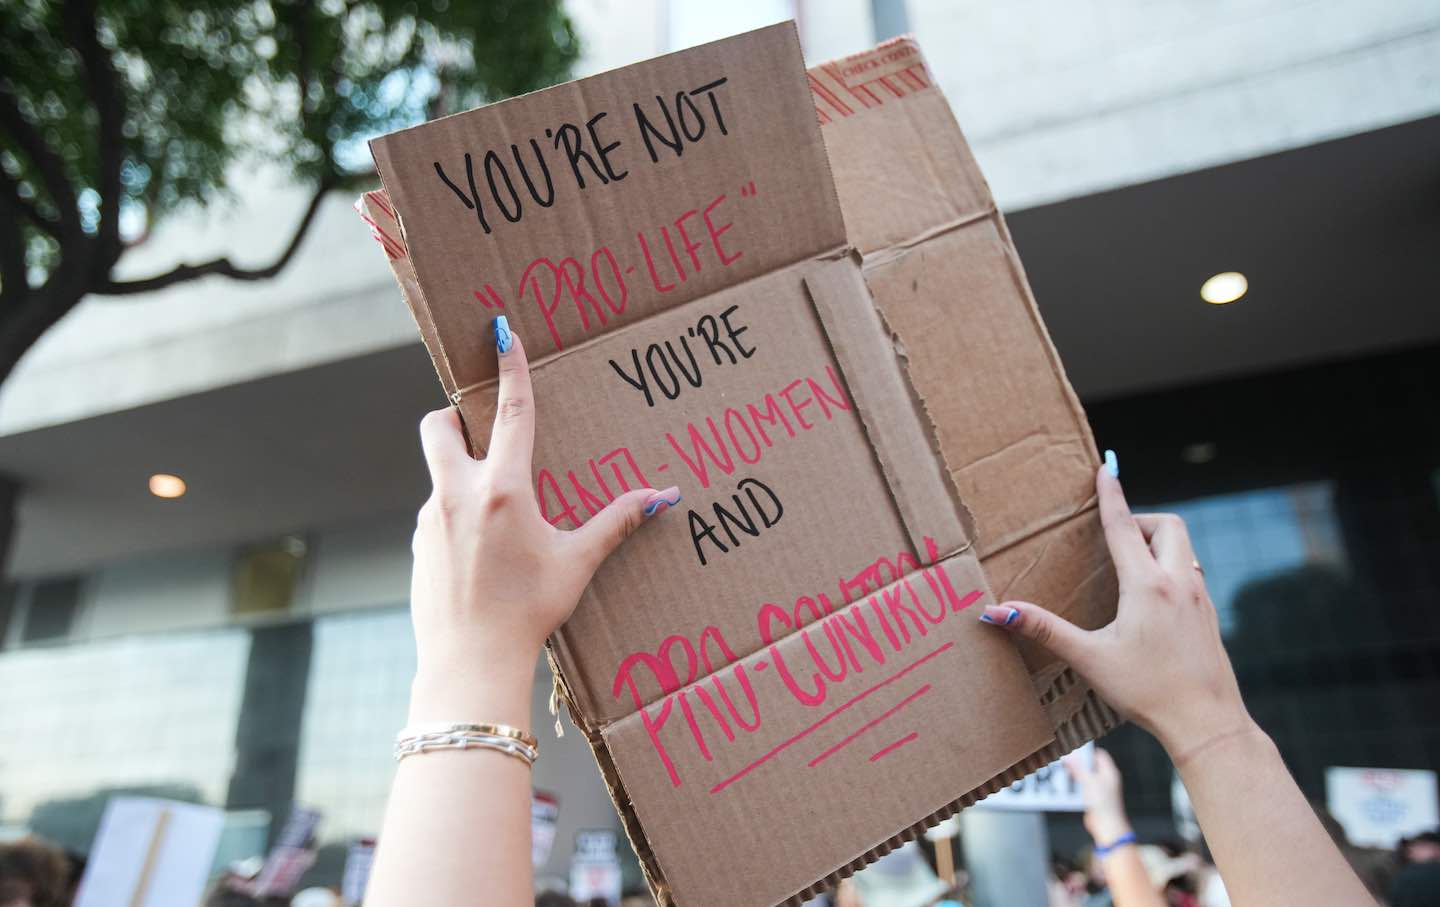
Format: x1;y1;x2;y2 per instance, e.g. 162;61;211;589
364;319;678;907
982;462;1376;907
1065;748;1165;907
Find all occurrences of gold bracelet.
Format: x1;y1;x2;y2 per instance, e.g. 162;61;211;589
397;721;538;750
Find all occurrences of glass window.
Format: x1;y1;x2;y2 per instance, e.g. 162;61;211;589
1096;477;1440;823
293;609;416;848
1168;483;1344;636
0;628;250;851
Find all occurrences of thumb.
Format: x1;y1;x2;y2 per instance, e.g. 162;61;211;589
979;600;1092;667
572;485;681;567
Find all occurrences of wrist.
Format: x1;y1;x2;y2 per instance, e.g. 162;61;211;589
1086;813;1133;845
1167;718;1272;770
409;652;540;730
1149;702;1257;760
1091;830;1137;858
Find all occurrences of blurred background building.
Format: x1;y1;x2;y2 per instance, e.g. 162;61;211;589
0;0;1437;893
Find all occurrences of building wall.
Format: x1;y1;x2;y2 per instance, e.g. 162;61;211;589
0;514;624;882
910;0;1440;208
10;0;1434;440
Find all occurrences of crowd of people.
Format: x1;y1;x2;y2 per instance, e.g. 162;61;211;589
4;817;1439;906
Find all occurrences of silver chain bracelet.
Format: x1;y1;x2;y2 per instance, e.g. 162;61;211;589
393;730;538;766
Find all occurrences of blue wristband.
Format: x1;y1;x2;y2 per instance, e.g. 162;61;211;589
1093;831;1137;857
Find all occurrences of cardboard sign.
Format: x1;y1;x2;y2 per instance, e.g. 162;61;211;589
362;24;1117;906
1326;766;1439;848
73;797;225;907
249;805;321;897
975;742;1093;812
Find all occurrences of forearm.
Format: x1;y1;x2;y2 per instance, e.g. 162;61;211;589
1087;808;1163;907
1168;722;1374;907
366;658;539;907
1103;849;1165;907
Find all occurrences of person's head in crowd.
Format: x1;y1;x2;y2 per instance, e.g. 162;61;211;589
201;887;260;907
1399;830;1440;865
0;838;70;907
1391;859;1440;907
199;874;291;907
60;853;83;906
1135;844;1201;906
534;892;576;907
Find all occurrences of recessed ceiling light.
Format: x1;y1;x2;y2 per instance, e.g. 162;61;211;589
1201;271;1247;304
149;473;187;499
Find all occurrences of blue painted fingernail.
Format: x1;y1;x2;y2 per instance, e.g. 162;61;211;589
643;486;681;518
979;605;1021;626
494;315;513;354
1104;449;1119;478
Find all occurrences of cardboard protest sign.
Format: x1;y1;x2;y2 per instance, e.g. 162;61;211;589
73;797;224;907
249;805;321;897
361;23;1115;906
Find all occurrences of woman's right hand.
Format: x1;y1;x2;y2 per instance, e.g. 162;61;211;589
979;462;1256;761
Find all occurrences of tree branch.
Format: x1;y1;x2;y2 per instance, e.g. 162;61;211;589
64;0;125;268
0;183;28;306
0;83;81;240
95;179;335;296
0;164;61;239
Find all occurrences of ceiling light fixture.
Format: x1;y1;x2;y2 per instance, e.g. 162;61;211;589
1201;271;1247;304
149;473;187;499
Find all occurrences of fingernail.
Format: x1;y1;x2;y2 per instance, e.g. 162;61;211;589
1103;449;1119;478
643;486;681;518
979;605;1021;627
494;315;513;354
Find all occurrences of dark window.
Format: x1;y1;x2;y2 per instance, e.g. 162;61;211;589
0;583;16;648
21;576;83;643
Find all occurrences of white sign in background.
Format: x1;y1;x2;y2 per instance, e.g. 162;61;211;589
73;797;225;907
974;742;1094;813
532;791;560;869
570;829;622;906
1326;766;1439;848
